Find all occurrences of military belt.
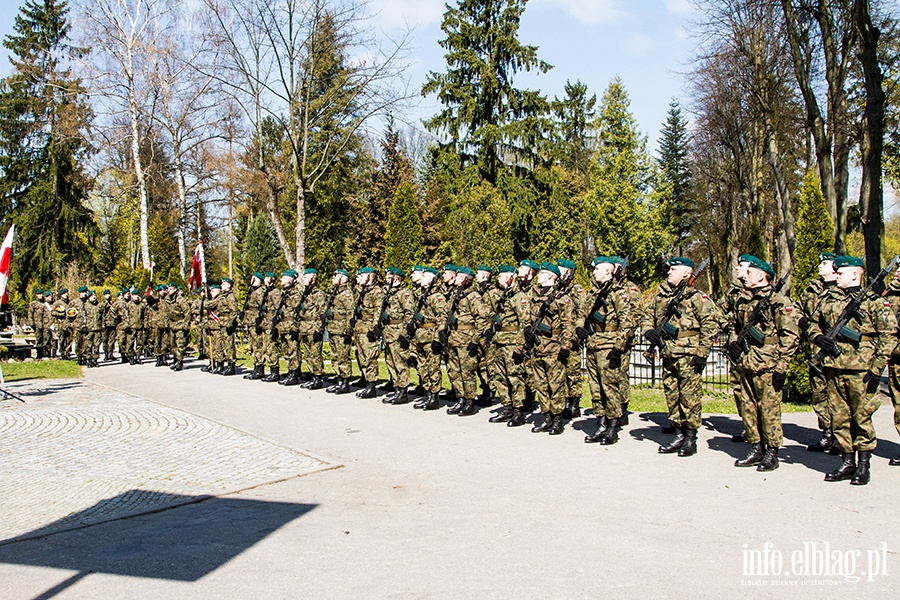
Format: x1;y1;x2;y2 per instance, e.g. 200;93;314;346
451;323;475;331
498;325;518;332
420;322;437;329
387;319;406;326
677;330;700;339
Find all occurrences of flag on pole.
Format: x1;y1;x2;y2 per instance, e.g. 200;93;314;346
0;224;13;306
188;241;206;293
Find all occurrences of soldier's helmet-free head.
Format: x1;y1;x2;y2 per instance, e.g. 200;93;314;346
833;255;865;289
475;265;494;284
591;256;615;283
385;267;405;286
818;252;838;280
496;265;516;288
281;269;298;287
518;259;539;281
89;290;98;303
103;289;111;297
78;286;88;297
537;262;560;287
251;272;263;286
454;266;475;286
665;257;695;286
419;266;439;286
264;271;277;285
35;289;43;298
333;268;350;285
221;278;234;292
442;264;457;283
743;255;775;288
557;259;577;281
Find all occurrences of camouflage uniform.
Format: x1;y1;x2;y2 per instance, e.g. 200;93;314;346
243;283;268;371
147;294;168;360
168;291;192;366
718;282;749;421
445;283;490;413
351;283;385;385
297;284;326;378
275;284;302;377
99;295;116;359
127;296;145;362
477;281;502;401
82;296;101;363
260;285;283;375
411;284;448;402
641;281;719;433
70;295;86;361
114;296;130;360
485;286;526;416
325;284;355;381
883;279;900;456
211;287;239;366
38;295;55;355
799;279;834;433
51;295;70;357
810;285;897;454
382;284;415;391
27;295;45;355
615;276;642;413
728;283;800;449
560;278;589;414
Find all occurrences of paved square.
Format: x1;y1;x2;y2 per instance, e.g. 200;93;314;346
0;380;334;543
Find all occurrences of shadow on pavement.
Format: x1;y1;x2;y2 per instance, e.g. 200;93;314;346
8;381;83;397
0;490;317;597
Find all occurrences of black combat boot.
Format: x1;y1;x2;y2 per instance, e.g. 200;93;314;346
411;385;427;397
154;356;161;367
121;355;130;364
210;361;222;374
221;362;235;376
422;392;440;410
731;430;746;443
200;361;211;372
678;428;698;457
489;406;513;423
567;397;581;419
825;453;857;482
244;365;261;380
757;446;779;472
458;398;477;416
351;376;366;388
326;378;341;393
172;360;183;372
807;428;833;452
619;402;629;427
850;450;871;486
735;443;765;467
531;413;554;433
661;423;676;434
548;413;565;435
281;369;300;386
335;378;353;395
131;356;141;365
889;456;900;466
438;389;456;402
262;366;280;382
378;380;395;393
357;382;377;398
413;393;429;408
584;416;609;443
390;388;411;405
507;407;526;427
307;375;324;390
446;398;464;415
475;389;493;408
659;427;686;454
160;355;169;366
600;418;619;445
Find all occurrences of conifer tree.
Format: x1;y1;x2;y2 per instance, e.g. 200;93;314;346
657;99;693;253
384;182;424;276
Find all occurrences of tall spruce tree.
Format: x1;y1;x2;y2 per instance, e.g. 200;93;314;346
550;79;596;180
384;182;424;276
422;0;551;184
0;0;95;291
657;99;692;253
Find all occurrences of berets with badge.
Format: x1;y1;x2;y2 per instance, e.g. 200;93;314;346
476;264;494;274
252;271;263;280
357;266;376;275
283;269;298;278
539;262;561;277
303;268;317;275
265;271;276;278
833;255;864;270
497;265;516;273
386;266;405;278
818;252;837;263
744;255;775;278
520;259;539;271
334;268;350;278
667;257;695;269
591;256;613;267
222;278;234;285
456;266;475;277
423;266;439;276
78;286;88;293
557;259;577;271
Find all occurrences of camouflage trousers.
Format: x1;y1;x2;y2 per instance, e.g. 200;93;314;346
586;348;624;419
530;351;567;416
888;359;900;439
729;369;745;418
248;327;266;366
478;354;491;397
619;345;633;406
299;332;324;376
565;346;582;400
352;331;380;382
810;364;831;430
74;328;85;358
58;327;72;356
329;333;352;379
152;327;170;356
33;327;49;352
735;368;783;447
413;336;442;393
171;329;189;361
383;326;410;388
447;341;479;399
85;330;101;360
661;355;703;430
119;329;137;359
489;344;525;408
825;368;880;453
103;328;116;355
215;330;236;362
254;328;280;368
279;331;301;371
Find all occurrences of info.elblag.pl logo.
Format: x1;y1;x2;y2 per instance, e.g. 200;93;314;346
741;542;890;586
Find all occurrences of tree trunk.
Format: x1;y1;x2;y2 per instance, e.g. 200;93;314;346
127;47;151;270
765;130;794;284
855;0;885;284
266;178;294;269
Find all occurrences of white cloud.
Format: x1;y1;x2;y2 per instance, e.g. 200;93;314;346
532;0;630;26
662;0;695;14
367;0;446;30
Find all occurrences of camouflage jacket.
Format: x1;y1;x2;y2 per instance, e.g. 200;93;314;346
716;283;749;335
728;283;800;374
145;296;165;329
296;285;326;336
27;300;43;329
883;278;900;360
275;286;301;333
325;285;355;337
127;299;145;330
84;300;102;331
260;286;282;330
641;282;718;359
447;284;489;346
615;277;642;347
516;285;575;357
113;299;130;331
809;285;898;373
212;289;239;331
351;284;385;335
242;285;265;329
580;280;634;352
413;285;448;344
167;294;193;330
482;285;521;347
382;285;414;343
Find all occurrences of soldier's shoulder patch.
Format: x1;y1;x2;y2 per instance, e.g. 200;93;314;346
701;293;709;300
885;301;892;307
784;305;793;312
560;296;571;304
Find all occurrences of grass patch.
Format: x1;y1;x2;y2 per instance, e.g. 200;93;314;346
1;360;83;382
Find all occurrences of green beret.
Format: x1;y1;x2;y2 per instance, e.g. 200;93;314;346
130;288;139;294
456;266;475;277
357;266;376;275
443;264;457;272
818;252;837;263
222;278;234;284
35;289;43;295
667;257;695;269
303;268;317;275
591;256;611;267
252;272;263;280
744;255;775;278
738;254;753;264
58;288;68;294
103;289;111;295
412;265;424;272
539;262;561;277
476;265;494;275
497;265;516;273
520;259;539;271
386;266;405;278
115;291;122;297
282;269;298;278
557;259;577;270
44;290;53;297
609;256;628;266
77;286;88;293
88;289;96;297
334;268;350;277
423;266;440;276
833;255;865;270
265;271;276;278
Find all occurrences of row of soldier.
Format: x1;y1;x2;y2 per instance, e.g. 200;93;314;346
24;252;900;485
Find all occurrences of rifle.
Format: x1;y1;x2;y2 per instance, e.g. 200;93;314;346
238;285;254;323
255;285;272;331
575;280;614;344
432;287;463;354
811;255;900;373
316;285;340;341
345;285;370;343
727;276;786;365
270;286;290;340
373;285;399;339
517;281;564;362
483;287;515;349
644;259;709;363
292;283;315;323
405;280;436;338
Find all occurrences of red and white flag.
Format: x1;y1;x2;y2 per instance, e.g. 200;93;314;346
0;224;13;306
188;241;206;293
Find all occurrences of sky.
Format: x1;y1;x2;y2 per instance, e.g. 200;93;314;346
0;0;699;156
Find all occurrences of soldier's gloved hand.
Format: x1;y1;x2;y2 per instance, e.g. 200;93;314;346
438;330;449;346
691;355;707;375
523;326;535;344
798;317;809;331
405;322;417;337
864;371;881;394
813;335;836;354
643;329;663;347
343;334;353;345
80;327;88;334
772;371;786;392
607;348;623;370
430;340;444;354
512;351;525;365
312;330;323;343
466;342;480;357
557;347;571;362
366;329;378;343
407;354;417;368
575;326;590;342
727;341;744;363
398;335;410;350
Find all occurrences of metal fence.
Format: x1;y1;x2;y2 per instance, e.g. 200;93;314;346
626;342;731;394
